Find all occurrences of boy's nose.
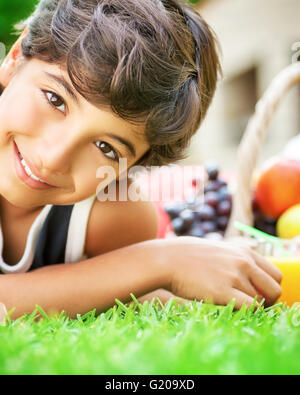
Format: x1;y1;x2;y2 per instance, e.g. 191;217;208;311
35;134;77;176
37;143;73;176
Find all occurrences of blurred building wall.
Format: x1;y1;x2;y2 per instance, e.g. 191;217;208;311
184;0;300;169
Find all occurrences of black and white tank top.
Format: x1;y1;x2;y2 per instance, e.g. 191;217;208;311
0;194;97;274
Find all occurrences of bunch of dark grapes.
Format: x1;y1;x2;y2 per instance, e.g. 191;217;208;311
252;198;277;236
164;164;232;240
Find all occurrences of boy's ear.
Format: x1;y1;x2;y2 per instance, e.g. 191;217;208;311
0;27;29;87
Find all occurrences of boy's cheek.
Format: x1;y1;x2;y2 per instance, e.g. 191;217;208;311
0;86;41;139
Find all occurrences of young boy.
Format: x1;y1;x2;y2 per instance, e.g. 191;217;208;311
0;0;282;319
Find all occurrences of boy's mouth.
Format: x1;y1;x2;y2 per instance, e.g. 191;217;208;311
13;140;57;190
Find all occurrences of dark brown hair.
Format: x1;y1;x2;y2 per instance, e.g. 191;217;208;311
16;0;222;166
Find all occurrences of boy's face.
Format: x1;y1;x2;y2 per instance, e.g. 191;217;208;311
0;32;149;209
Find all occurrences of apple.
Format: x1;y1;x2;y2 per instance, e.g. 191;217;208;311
254;157;300;219
277;204;300;239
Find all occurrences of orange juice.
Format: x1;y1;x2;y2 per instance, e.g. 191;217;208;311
267;256;300;306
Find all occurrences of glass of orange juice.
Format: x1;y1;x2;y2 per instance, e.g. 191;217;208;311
266;237;300;306
233;223;300;306
267;256;300;306
252;236;300;306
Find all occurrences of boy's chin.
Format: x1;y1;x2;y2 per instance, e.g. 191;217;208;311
0;179;44;210
0;192;45;211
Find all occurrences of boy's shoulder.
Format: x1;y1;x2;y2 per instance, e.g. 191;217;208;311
84;181;158;258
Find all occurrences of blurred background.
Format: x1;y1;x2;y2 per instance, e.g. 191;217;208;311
0;0;299;170
0;0;35;47
188;0;300;169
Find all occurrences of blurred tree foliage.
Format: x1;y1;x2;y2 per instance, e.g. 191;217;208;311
0;0;37;48
0;0;203;49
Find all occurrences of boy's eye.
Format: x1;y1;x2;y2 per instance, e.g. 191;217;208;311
44;91;66;114
95;141;119;161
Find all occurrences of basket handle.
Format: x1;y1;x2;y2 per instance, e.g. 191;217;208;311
226;63;300;238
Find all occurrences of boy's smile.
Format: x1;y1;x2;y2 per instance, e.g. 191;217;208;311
0;37;150;212
13;139;59;189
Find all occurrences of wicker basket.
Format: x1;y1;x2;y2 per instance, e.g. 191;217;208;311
225;62;300;239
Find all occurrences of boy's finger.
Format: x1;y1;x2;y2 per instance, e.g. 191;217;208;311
249;266;282;305
169;295;192;306
0;303;7;324
236;279;264;302
139;290;191;306
230;289;256;310
251;250;283;284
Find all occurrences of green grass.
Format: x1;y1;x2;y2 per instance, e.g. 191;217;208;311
0;297;300;375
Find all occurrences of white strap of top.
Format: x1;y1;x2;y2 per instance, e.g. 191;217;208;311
0;204;53;274
64;194;97;264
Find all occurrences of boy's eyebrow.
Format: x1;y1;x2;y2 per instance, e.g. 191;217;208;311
43;72;80;105
105;133;136;157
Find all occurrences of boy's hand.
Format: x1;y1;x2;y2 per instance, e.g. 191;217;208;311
162;237;282;308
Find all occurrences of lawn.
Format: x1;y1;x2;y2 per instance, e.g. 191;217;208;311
0;297;300;375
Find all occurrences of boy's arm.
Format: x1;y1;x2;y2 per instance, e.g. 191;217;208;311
83;196;179;304
83;194;159;256
84;196;186;305
0;198;176;318
0;237;283;319
0;239;171;319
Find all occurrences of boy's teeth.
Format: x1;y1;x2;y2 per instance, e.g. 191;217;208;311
20;157;45;183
